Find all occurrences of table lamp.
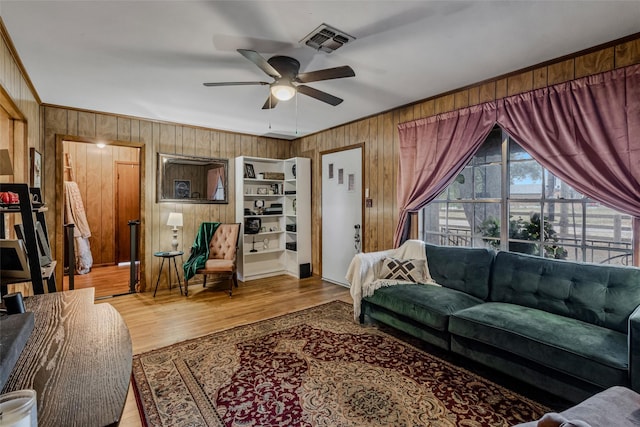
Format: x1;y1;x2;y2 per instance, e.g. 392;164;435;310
167;212;183;251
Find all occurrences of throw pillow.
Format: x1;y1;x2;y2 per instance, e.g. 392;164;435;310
379;258;428;283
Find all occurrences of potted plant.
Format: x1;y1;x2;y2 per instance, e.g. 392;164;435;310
478;213;567;259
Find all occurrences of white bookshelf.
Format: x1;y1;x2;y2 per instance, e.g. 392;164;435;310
235;156;311;281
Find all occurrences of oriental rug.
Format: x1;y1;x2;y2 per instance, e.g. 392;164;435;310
132;301;548;426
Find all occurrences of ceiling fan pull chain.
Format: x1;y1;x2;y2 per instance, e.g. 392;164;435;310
269;89;272;129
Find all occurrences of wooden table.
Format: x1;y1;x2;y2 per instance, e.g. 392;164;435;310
1;288;132;427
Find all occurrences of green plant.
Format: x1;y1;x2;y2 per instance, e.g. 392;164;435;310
477;213;567;259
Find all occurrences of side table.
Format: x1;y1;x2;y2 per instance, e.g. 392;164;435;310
153;251;184;297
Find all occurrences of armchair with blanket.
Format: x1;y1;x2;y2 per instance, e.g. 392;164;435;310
183;222;241;297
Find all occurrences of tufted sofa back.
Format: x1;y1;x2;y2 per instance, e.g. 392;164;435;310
425;243;494;300
490;251;640;333
208;223;240;261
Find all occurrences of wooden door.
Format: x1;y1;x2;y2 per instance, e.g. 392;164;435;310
115;162;140;264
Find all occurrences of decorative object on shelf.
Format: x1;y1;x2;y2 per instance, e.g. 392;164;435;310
167;212;183;251
263;172;284;180
258;173;264;180
29;148;41;188
250;236;257;253
292;164;296;178
0;149;14;175
245;163;256;179
293;198;297;214
263;238;269;249
0;239;31;278
245;217;261;234
257;188;268;195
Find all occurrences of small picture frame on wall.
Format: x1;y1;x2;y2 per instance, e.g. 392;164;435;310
245;163;256;179
30;148;42;189
173;179;191;199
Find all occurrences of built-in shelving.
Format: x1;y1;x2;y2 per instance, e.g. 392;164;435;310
235;156;311;281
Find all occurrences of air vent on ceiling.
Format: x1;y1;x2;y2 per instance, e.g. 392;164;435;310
300;23;355;53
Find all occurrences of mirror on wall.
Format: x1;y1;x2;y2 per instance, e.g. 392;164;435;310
157;153;228;204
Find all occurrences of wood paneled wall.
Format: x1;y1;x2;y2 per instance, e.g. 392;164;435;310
64;141;139;266
291;37;640;274
0;20;40;188
43;107;291;290
2;15;639;289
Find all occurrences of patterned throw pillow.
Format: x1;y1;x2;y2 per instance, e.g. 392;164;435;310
379;258;428;283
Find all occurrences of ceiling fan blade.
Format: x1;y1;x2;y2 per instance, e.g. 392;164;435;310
296;85;343;106
295;66;355;83
238;49;281;79
261;94;279;110
203;81;269;87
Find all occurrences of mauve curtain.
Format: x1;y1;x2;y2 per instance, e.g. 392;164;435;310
394;103;497;246
497;64;640;241
395;64;640;250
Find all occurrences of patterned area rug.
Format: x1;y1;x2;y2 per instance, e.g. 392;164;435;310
132;301;548;426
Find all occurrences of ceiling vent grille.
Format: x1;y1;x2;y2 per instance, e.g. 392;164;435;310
300;23;355;53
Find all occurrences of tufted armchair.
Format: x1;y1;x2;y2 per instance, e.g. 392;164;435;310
184;223;241;297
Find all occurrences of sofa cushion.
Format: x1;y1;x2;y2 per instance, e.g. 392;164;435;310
364;284;485;331
449;302;629;388
490;251;640;333
425;244;494;300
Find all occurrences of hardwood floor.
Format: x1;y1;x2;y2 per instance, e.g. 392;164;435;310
63;264;132;298
102;274;352;427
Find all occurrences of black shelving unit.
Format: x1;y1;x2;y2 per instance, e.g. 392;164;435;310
1;183;56;295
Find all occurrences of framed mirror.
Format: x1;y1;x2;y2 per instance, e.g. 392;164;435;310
157;153;228;204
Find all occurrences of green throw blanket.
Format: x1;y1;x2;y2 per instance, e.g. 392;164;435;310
183;222;220;281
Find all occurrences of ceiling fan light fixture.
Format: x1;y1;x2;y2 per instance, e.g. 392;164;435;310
271;82;296;101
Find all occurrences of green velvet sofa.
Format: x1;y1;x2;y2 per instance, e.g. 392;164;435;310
359;243;640;403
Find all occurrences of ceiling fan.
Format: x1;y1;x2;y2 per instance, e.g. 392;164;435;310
203;49;355;109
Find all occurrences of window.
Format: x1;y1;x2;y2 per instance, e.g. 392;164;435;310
419;127;634;265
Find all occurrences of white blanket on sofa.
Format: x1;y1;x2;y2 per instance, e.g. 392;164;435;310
345;239;439;319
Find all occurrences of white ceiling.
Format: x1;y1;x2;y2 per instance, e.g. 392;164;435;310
2;1;639;140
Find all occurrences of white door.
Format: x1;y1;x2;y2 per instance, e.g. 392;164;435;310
322;147;362;286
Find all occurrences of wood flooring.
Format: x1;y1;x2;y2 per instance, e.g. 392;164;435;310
102;274;352;427
64;264;132;298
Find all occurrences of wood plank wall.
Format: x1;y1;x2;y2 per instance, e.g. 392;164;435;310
43;108;291;291
291;37;640;274
64;141;139;266
0;21;40;186
1;16;639;289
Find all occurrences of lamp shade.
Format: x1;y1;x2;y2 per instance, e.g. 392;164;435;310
167;212;183;228
0;149;14;175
